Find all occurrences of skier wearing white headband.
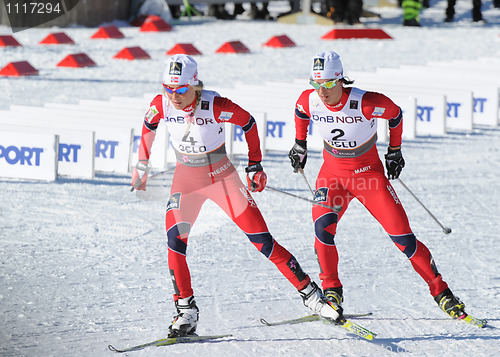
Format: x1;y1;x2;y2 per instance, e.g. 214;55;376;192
289;50;480;325
132;54;343;337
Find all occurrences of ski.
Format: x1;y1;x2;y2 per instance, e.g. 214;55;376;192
259;312;372;326
260;314;376;341
108;334;232;353
460;314;487;328
339;319;377;341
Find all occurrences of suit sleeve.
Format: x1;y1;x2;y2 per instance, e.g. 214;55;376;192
361;91;403;148
138;94;163;161
294;90;313;142
213;96;262;163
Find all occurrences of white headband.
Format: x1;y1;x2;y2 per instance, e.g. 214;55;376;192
311;51;343;80
162;54;199;86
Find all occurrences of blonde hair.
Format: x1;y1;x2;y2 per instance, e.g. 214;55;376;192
191;80;204;112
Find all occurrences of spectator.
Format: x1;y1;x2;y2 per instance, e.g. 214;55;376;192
445;0;485;23
249;2;271;20
402;0;422;26
207;4;234;19
325;0;363;25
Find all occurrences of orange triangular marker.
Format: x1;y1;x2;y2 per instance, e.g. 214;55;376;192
39;32;75;44
91;25;125;39
321;28;392;40
166;43;202;56
57;53;97;67
140;16;172;32
0;61;38;76
263;35;296;48
215;41;250;53
113;46;151;60
0;35;22;47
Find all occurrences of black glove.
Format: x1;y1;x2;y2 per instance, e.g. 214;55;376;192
288;140;307;173
385;147;405;180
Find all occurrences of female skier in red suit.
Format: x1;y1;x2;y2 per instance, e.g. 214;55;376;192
132;54;341;337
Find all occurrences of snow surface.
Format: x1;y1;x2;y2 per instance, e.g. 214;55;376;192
1;1;500;356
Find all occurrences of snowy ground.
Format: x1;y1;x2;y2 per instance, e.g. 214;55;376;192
1;1;500;356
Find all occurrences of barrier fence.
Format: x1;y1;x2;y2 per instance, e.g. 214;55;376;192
1;24;498;181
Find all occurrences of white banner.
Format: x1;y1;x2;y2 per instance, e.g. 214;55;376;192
0;124;95;179
0;130;58;181
93;128;133;174
130;122;169;171
372;67;498;127
56;130;95;179
0;110;134;175
227;111;267;158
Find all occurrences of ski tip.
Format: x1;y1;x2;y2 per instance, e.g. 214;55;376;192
108;345;120;353
259;318;270;326
462;314;488;328
341;319;377;341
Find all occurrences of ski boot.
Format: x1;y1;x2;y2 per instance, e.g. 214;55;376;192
324;286;343;308
434;288;466;319
168;296;199;337
300;281;343;324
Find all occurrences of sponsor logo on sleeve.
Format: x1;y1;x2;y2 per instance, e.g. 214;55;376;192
372;107;386;116
296;103;306;114
145;105;159;122
218;111;234;122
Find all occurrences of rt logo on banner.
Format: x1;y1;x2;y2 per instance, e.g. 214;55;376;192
2;0;80;33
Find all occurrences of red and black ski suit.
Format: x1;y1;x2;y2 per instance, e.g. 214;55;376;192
138;89;310;301
294;86;449;298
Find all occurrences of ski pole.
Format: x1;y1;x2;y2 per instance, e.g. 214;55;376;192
266;185;341;212
396;178;452;234
130;168;173;192
299;168;315;197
